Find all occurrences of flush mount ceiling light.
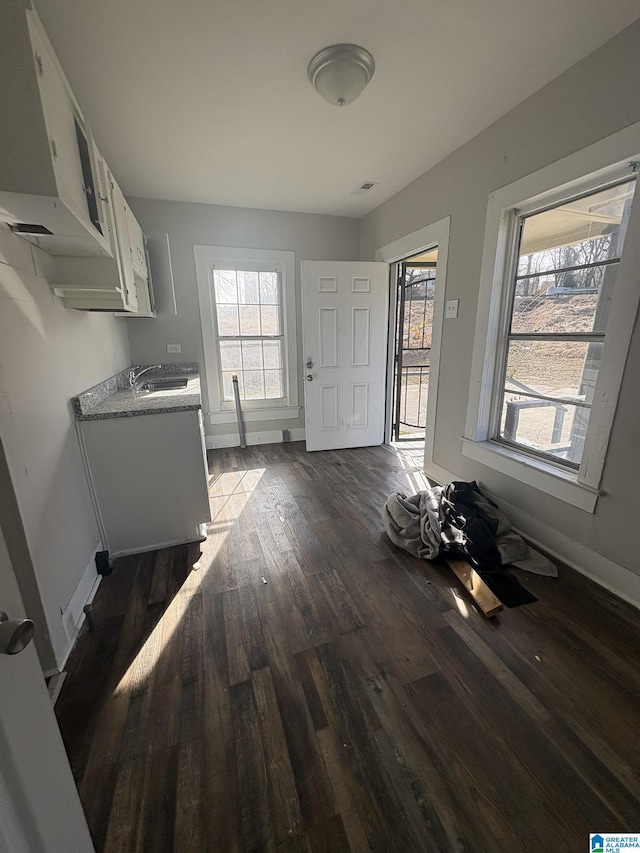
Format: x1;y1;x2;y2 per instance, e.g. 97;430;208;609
307;44;375;107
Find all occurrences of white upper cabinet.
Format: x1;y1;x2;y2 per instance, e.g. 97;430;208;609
30;21;89;229
0;7;111;256
0;1;155;314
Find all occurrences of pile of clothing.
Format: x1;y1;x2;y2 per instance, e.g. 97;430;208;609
382;481;557;606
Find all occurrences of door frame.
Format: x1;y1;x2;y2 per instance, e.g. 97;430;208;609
375;217;450;471
392;260;437;442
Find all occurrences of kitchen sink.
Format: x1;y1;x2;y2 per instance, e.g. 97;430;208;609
140;377;189;392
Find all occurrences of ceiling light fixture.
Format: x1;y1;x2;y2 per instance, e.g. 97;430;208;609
307;44;375;107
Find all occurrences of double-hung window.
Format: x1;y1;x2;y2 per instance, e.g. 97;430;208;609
464;127;640;512
495;178;635;468
194;246;299;424
213;267;285;402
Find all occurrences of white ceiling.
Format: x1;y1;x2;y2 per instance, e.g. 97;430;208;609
34;0;640;218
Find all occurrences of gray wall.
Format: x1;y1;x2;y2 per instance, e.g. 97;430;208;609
126;199;360;437
360;20;640;580
0;224;130;668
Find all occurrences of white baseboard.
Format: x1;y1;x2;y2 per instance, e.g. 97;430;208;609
495;498;640;611
206;428;306;450
59;548;102;667
424;459;640;610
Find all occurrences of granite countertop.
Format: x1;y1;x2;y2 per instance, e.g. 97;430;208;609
72;363;203;421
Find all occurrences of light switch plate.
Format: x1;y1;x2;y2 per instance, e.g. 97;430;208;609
445;299;459;319
167;344;182;353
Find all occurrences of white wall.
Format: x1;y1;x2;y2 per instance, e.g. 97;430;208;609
0;224;130;669
360;21;640;597
125;199;360;440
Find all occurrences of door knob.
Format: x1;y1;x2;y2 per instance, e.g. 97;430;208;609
0;612;35;655
306;374;314;382
306;357;314;368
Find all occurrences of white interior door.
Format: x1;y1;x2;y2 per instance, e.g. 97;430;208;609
0;525;94;853
301;261;388;451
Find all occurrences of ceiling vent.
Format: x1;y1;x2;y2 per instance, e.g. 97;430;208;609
352;181;378;195
9;222;53;235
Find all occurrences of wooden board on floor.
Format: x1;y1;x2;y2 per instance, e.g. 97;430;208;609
447;560;503;618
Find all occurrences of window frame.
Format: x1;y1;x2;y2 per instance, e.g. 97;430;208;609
194;245;299;424
490;175;634;471
213;264;287;404
464;122;640;513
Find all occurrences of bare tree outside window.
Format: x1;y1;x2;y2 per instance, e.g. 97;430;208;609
496;178;636;467
212;269;285;401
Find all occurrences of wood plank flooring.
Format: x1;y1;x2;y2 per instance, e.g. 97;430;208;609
56;442;640;852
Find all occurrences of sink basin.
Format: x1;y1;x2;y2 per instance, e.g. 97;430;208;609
140;377;189;391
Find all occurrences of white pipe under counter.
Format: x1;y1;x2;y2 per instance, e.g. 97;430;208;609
72;364;212;562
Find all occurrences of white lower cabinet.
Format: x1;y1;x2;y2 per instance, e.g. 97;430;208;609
78;410;211;558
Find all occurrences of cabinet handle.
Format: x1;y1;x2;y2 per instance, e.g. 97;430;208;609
35;52;44;76
50;138;58;159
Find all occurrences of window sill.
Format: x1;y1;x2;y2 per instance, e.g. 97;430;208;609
209;406;301;425
461;438;600;513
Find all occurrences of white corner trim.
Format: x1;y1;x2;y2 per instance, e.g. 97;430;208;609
209;406;301;425
423;457;459;487
462;438;599;513
206;428;305;449
59;548;102;667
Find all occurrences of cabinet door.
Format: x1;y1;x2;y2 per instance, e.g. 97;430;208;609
28;22;88;226
80;412;211;556
125;205;148;278
108;176;138;312
93;147;117;255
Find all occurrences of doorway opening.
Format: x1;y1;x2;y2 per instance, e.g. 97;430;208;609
391;248;438;441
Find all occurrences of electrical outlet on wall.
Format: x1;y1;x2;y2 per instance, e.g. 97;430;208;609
167;344;182;353
445;299;459;319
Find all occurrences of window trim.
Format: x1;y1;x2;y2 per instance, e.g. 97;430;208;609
213;264;286;405
490;175;633;473
194;245;299;421
464;121;640;512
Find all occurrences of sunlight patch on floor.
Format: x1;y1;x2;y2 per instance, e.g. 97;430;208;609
113;468;265;695
384;441;435;494
451;587;470;618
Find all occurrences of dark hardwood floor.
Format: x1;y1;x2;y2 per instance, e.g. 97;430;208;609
56;442;640;852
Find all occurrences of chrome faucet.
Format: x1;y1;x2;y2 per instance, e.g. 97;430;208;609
129;364;162;391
